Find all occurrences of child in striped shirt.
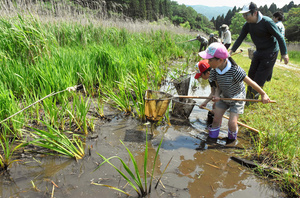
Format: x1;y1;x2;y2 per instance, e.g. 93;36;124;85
199;42;271;142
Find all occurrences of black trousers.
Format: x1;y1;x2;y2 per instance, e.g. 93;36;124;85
246;50;278;101
248;50;278;87
224;43;231;49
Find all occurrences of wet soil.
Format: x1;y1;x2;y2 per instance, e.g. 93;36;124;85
0;72;287;198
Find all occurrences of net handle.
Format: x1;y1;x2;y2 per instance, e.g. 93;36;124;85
174;95;276;103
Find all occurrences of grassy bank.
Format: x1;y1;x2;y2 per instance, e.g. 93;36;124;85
232;49;300;196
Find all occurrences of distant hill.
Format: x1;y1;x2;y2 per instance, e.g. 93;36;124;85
188;5;232;20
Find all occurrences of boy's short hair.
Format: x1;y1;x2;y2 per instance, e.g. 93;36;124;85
273;11;284;21
203;67;211;74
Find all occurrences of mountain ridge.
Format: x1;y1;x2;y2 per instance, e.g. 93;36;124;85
188;5;233;20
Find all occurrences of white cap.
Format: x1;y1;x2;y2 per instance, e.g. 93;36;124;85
239;2;257;14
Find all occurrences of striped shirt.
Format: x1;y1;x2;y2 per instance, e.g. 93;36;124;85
209;58;246;98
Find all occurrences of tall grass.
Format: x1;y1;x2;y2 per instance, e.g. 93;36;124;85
0;12;188;134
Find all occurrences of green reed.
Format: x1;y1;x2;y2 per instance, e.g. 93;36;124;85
72;95;93;135
0;14;54;64
0;127;24;171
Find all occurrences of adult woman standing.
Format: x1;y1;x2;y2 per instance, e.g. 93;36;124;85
220;24;231;49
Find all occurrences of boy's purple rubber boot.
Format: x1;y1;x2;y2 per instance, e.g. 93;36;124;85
228;129;238;140
208;126;220;138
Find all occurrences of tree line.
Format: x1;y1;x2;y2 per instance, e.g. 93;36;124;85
212;1;300;42
54;0;299;41
69;0;214;33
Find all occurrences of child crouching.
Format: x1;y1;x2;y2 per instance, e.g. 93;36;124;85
199;42;271;141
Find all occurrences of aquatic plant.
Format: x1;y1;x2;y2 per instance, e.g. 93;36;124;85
103;82;132;115
25;122;85;160
72;95;93;134
0;127;24;171
93;126;170;197
0;13;53;64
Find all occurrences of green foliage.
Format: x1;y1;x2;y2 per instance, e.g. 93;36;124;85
180;21;190;29
288;50;300;63
170;2;213;32
229;13;245;35
285;7;300;42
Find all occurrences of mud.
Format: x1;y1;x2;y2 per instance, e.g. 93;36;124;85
0;75;287;198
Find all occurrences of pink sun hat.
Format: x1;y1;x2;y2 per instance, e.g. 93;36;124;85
199;42;229;59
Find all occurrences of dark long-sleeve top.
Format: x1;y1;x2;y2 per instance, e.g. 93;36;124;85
231;13;287;55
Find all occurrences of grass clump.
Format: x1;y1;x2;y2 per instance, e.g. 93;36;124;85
0;127;24;171
25;122;85;160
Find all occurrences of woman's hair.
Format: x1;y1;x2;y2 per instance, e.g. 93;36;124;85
273;11;284;21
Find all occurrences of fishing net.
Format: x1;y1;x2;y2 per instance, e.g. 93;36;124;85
144;90;173;122
171;98;196;119
171;74;190;95
145;90;196;122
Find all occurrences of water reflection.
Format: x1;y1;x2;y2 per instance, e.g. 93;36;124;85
0;157;73;197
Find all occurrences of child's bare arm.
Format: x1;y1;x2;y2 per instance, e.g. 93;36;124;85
200;87;215;108
243;76;271;103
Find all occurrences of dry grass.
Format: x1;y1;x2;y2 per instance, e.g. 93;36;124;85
0;0;195;36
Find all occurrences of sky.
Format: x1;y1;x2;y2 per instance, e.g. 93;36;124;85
173;0;300;8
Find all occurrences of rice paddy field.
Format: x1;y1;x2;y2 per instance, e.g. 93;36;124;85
0;0;299;197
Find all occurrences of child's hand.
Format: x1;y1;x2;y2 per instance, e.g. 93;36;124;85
199;102;207;109
261;94;271;104
212;96;220;102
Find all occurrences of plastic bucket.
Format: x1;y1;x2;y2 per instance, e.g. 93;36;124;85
144;90;172;122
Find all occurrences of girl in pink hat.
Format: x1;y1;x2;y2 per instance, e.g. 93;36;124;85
199;42;271;142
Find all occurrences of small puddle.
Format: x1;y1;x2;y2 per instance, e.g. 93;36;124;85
0;75;287;198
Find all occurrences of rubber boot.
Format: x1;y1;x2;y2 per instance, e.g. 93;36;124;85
228;129;238;140
208;126;220;138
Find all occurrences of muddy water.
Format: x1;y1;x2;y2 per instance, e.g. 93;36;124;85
0;75;286;198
